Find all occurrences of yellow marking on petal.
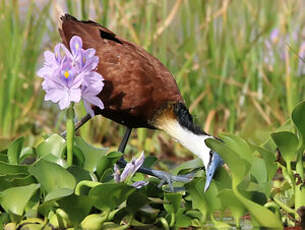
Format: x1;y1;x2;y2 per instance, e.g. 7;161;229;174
64;71;69;79
83;57;86;63
76;43;79;50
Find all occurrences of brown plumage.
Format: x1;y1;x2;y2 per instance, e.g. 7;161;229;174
59;14;183;129
58;14;222;191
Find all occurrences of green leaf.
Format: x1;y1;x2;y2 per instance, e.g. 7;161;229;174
233;187;282;228
0;161;28;175
89;183;135;211
0;184;40;216
218;189;245;227
75;180;101;196
206;137;282;228
250;158;267;184
58;194;93;226
171;158;203;175
19;147;35;163
36;134;66;159
164;193;182;214
96;151;122;178
45;188;74;202
67;166;91;184
292;101;305;145
271;131;298;162
206;138;250;185
0;174;35;192
251;144;277;182
74;136;108;172
219;134;253;163
126;190;149;214
175;209;192;227
185;178;208;222
29;160;76;197
7;136;24;165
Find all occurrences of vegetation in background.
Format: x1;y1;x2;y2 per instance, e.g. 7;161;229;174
1;0;305;228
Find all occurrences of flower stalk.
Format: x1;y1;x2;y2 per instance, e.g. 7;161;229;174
66;103;75;166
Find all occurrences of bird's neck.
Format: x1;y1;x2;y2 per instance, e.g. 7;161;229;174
153;103;211;169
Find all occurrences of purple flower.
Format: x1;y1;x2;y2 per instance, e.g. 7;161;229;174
37;36;104;113
113;152;148;189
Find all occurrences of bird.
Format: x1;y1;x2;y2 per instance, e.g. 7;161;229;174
58;13;223;191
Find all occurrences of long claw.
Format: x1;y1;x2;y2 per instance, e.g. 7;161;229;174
204;152;224;192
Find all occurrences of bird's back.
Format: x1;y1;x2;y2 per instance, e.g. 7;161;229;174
59;14;183;128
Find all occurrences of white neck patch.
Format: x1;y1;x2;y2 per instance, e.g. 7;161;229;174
158;119;211;170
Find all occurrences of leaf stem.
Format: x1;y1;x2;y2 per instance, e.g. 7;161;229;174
66;103;75;167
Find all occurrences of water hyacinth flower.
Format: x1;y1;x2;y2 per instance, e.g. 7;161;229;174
114;152;149;189
37;36;104;115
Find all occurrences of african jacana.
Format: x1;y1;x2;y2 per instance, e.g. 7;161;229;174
59;14;223;191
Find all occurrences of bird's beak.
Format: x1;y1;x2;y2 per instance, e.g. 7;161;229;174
204;152;224;192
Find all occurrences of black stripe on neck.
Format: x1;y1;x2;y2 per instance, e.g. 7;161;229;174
173;103;208;135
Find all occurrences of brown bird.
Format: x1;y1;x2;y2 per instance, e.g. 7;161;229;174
59;14;223;191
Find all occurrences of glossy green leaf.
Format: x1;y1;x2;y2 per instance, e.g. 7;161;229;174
271;131;298;162
58;194;93;226
74;136;108;172
0;184;40;216
7;136;24;165
29;160;76;196
219;133;253;163
89;183;135;211
292;101;305;145
206;138;250;185
45;188;74;202
36;134;66;159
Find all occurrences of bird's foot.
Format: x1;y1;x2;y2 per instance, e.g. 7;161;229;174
150;169;195;192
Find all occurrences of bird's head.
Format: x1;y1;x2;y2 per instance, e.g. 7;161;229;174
153;102;224;191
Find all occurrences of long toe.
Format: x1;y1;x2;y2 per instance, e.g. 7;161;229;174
151;170;194;192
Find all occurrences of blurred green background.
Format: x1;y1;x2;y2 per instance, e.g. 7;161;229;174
1;0;305;163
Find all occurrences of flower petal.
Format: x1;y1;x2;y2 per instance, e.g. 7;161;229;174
69;88;82;103
113;164;121;183
83;100;95;117
70;36;83;57
132;181;149;189
82;95;104;111
44;88;66;103
58;91;71;110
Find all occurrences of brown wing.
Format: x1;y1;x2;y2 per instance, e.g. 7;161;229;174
59;14;183;128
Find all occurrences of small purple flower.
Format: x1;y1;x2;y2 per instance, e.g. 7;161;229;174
37;36;104;113
113;152;148;189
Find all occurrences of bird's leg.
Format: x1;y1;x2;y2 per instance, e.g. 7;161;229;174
61;113;92;138
116;127;194;191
